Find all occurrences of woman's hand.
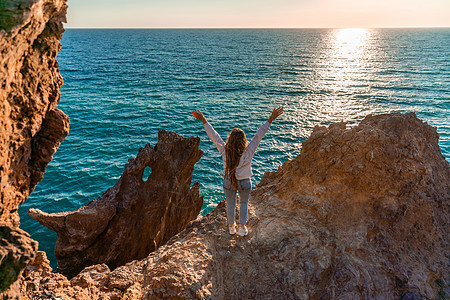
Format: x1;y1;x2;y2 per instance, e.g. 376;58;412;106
268;107;283;124
191;110;207;124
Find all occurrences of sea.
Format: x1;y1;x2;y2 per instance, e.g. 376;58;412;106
18;29;450;268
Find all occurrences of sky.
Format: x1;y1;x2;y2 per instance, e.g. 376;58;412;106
66;0;450;28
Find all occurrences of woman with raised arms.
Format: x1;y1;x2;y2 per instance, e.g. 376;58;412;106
191;107;283;236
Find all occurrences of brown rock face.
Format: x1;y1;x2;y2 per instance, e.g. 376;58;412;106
0;0;69;227
29;129;204;278
0;226;38;293
0;0;69;296
19;251;144;299
17;112;450;299
136;113;449;299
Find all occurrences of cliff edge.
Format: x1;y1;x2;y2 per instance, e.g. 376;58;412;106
0;0;69;227
18;112;450;299
0;0;69;296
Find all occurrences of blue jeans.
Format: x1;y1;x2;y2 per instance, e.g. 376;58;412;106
223;176;252;225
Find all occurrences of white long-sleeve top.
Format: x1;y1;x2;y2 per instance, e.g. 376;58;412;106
203;121;270;180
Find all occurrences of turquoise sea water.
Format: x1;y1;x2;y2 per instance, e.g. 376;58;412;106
18;29;450;267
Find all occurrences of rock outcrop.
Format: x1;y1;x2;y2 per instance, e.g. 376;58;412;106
0;0;69;296
18;251;145;299
0;0;69;227
0;226;38;294
29;129;204;278
16;112;450;299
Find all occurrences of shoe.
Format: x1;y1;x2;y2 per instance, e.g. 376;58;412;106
229;223;237;235
237;225;248;236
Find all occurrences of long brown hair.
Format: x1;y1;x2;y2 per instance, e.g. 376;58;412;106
225;128;247;189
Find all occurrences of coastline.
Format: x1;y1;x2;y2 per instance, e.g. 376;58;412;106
1;1;449;298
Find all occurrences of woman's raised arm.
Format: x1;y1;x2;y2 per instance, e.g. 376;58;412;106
191;109;225;154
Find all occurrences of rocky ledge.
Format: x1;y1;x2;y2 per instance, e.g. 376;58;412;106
15;112;450;299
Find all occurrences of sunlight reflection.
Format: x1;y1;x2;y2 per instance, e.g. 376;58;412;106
307;28;378;124
328;28;370;88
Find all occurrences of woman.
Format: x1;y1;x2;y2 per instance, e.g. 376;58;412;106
191;107;284;236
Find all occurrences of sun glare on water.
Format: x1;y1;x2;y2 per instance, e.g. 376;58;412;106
329;28;371;85
311;28;379;122
288;28;379;142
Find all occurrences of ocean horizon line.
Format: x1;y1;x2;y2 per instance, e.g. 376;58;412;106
64;26;450;30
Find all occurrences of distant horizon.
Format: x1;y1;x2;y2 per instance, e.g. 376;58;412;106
64;26;450;30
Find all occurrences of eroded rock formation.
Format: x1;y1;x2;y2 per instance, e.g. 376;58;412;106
0;0;69;296
29;129;204;278
0;0;69;227
17;112;450;299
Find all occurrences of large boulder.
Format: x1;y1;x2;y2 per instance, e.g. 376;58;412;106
0;0;69;296
29;129;204;278
18;112;450;299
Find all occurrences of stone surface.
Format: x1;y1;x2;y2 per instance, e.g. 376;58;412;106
0;0;69;227
0;0;69;296
0;226;38;294
17;250;144;299
29;129;204;278
18;112;450;299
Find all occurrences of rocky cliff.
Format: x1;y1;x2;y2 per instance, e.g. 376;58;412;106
1;1;449;298
29;129;204;278
15;112;450;299
1;1;206;294
0;0;69;227
0;0;69;295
